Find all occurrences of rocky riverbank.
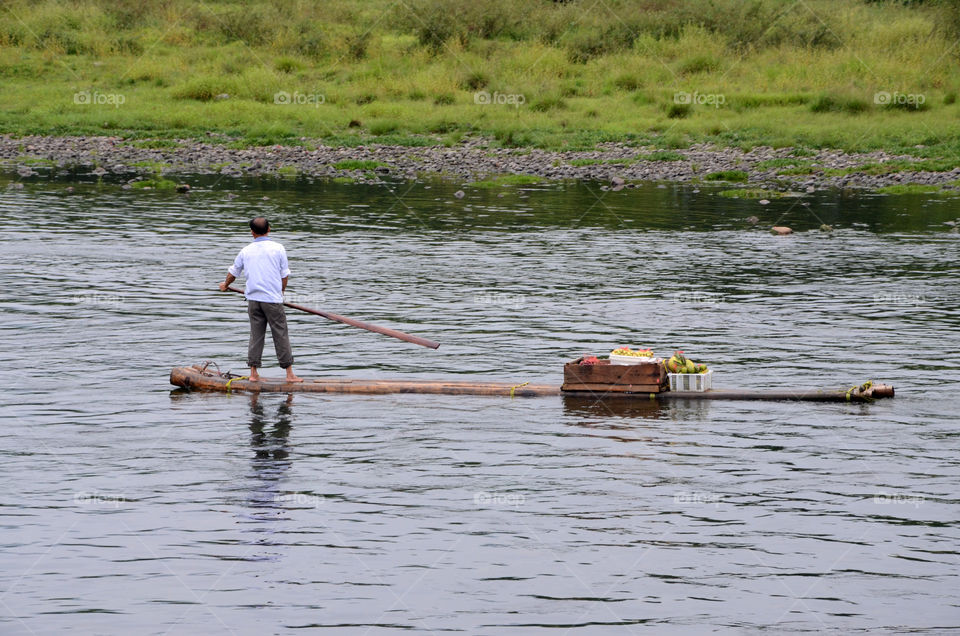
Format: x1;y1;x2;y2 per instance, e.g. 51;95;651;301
3;134;959;192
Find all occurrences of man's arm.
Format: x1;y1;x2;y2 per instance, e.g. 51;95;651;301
281;276;288;293
219;272;236;292
220;251;244;291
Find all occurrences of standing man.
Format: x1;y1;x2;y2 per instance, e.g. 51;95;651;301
219;217;303;383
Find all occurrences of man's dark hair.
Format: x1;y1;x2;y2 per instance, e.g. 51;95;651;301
250;217;270;235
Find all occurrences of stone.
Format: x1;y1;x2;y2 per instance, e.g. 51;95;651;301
771;226;793;235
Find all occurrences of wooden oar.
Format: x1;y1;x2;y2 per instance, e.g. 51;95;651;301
226;286;440;349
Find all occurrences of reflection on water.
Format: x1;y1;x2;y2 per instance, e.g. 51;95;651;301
561;394;667;419
245;393;293;517
1;174;958;634
249;393;293;463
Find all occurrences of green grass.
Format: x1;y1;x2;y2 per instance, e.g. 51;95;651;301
704;170;749;182
0;0;959;159
875;184;945;194
17;156;57;166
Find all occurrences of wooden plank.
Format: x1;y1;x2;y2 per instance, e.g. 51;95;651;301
560;383;663;393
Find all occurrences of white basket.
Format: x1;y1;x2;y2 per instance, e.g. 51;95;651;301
668;369;713;392
609;353;660;366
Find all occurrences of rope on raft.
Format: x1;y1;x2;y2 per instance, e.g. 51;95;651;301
846;380;874;402
225;376;249;392
509;381;530;398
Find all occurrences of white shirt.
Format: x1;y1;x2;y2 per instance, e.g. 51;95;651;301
228;236;290;303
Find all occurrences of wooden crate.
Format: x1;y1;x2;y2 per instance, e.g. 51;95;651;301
561;358;668;393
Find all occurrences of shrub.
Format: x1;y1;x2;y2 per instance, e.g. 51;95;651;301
275;56;302;73
368;120;400;135
810;93;870;114
613;73;641;91
678;55;720;75
530;96;565;112
171;77;235;101
459;71;489;91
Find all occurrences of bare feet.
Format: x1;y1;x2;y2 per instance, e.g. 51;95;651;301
249;368;261;382
285;368;304;383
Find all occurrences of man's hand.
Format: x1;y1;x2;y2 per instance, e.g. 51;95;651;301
219;273;236;292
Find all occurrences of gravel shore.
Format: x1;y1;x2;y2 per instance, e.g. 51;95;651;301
3;134;959;192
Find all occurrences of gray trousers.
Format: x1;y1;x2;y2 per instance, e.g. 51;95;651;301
247;301;294;369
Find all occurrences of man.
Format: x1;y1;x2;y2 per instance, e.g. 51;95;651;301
219;217;303;383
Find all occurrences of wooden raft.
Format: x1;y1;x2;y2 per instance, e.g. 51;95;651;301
170;364;894;402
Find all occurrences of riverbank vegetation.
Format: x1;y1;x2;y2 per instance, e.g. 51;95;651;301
1;0;959;160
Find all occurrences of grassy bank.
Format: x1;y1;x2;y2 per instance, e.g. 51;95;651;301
1;0;959;161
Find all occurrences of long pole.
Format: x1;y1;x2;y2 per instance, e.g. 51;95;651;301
227;286;440;349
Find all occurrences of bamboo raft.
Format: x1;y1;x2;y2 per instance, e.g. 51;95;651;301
170;364;895;403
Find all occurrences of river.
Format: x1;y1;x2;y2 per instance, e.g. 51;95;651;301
1;173;958;634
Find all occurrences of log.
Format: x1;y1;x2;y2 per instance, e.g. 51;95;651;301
170;364;894;403
170;365;558;397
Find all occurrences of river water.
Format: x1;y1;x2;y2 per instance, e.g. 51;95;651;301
2;172;959;634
